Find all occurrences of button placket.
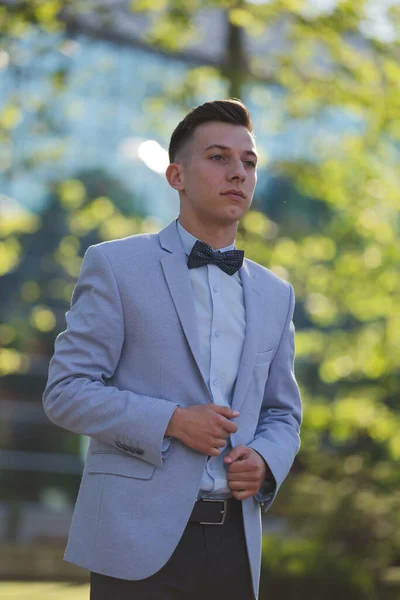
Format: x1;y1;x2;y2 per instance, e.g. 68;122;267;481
208;265;223;403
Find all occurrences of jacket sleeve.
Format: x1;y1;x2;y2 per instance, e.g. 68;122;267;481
248;284;302;510
42;245;178;467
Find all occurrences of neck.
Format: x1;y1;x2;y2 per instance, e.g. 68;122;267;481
178;215;237;250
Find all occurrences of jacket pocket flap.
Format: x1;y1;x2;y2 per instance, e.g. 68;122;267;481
87;452;156;480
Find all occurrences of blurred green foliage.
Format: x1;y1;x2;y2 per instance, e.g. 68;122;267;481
1;1;400;597
0;172;158;375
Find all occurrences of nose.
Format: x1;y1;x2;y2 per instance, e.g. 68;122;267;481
228;160;247;182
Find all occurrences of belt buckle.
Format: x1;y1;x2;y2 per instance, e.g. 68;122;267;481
200;499;227;526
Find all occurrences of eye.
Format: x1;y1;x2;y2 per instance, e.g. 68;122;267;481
244;160;256;168
210;154;225;161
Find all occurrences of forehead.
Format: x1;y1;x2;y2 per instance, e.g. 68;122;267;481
191;121;256;153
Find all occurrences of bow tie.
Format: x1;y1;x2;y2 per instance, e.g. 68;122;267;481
187;240;244;276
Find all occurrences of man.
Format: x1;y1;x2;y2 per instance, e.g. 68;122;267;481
43;99;302;600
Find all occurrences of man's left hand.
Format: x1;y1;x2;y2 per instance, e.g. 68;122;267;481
224;445;271;500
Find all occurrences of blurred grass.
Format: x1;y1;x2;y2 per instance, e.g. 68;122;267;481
0;582;89;599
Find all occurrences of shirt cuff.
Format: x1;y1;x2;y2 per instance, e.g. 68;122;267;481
254;475;276;503
162;436;172;458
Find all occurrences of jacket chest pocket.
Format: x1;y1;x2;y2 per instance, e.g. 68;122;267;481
251;349;273;398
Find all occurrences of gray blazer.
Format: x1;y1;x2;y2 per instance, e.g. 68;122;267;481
43;219;302;599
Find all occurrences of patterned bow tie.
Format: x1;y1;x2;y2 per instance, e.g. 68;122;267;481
187;240;244;276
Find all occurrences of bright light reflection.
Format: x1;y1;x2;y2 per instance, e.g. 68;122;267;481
138;140;169;174
118;138;169;173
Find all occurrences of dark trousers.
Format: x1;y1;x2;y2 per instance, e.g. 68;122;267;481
90;499;254;600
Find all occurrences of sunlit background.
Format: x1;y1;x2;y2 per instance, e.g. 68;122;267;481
0;1;400;598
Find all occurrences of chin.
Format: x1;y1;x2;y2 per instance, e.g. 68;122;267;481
225;206;247;221
203;205;246;226
214;213;244;227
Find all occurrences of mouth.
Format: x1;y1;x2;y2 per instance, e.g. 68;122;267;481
221;190;246;200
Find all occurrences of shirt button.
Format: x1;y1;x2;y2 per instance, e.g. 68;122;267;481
213;378;220;387
214;330;221;338
213;286;218;293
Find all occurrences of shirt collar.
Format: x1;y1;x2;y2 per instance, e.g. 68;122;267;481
176;219;236;257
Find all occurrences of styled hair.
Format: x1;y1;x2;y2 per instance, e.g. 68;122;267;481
168;99;253;163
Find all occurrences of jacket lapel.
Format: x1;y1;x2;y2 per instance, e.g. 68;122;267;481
232;260;264;412
159;221;209;395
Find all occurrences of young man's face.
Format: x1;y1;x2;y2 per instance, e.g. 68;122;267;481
176;121;258;227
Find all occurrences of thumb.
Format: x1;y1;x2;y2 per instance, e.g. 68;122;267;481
224;444;248;464
212;405;240;419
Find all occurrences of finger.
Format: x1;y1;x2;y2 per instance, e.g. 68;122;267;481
219;418;238;434
227;458;251;472
224;445;249;465
208;447;221;457
213;438;227;448
228;480;258;491
228;471;258;482
228;481;259;494
231;489;254;501
228;459;259;474
214;426;230;439
212;405;240;419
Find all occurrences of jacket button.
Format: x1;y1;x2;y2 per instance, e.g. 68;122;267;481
136;449;144;456
116;441;122;449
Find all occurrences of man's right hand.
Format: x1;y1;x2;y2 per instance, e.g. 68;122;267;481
165;404;239;456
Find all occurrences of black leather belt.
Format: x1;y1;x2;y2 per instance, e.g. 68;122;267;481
189;498;228;525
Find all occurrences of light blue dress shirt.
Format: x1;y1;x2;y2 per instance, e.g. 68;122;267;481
176;220;246;498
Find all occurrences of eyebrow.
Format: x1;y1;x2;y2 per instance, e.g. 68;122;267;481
203;144;258;160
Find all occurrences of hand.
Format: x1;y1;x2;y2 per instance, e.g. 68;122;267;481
166;404;239;457
224;445;271;500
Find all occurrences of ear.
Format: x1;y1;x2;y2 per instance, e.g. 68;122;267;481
165;162;185;192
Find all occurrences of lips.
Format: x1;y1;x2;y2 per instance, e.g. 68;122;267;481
221;189;245;199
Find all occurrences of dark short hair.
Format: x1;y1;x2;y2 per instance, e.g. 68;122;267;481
168;99;253;163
